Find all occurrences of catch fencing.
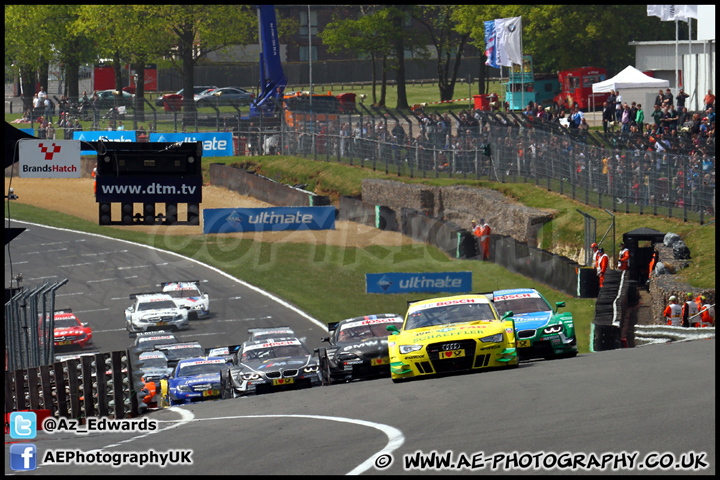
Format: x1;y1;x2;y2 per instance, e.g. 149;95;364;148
5;279;67;371
16;95;714;224
276;108;714;224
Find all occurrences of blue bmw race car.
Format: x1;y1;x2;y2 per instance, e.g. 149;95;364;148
490;288;577;360
163;356;232;406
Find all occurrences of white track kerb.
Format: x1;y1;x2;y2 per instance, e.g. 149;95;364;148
161;410;405;475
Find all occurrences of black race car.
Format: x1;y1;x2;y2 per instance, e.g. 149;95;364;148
228;337;321;396
316;313;404;384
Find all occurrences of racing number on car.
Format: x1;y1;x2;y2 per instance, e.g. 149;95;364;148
272;378;294;386
439;349;465;359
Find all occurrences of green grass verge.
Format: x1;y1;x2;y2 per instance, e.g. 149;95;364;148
7;199;596;354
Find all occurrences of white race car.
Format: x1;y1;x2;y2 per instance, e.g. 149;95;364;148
161;281;210;319
126;293;189;338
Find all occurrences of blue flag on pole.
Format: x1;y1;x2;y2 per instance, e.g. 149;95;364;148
484;20;498;69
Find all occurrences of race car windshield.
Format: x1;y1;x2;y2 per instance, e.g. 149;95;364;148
138;300;177;311
177;363;224;377
405;303;497;330
54;318;80;329
493;297;551;316
242;345;308;361
337;322;397;342
165;287;201;298
141;357;168;369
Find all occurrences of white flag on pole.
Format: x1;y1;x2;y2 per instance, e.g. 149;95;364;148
503;17;523;66
647;5;698;21
495;18;508;67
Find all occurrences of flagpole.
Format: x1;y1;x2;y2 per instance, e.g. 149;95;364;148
688;17;693;110
675;19;679;96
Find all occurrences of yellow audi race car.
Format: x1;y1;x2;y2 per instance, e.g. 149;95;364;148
387;294;518;382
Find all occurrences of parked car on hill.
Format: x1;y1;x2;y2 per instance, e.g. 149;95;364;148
154;86;217;107
195;87;254;107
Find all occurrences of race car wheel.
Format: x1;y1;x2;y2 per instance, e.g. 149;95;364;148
317;348;330;386
221;373;232;400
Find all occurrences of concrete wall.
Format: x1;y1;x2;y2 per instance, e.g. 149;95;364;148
361;179;554;245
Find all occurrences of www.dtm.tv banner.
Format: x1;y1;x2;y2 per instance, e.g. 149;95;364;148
366;272;472;294
203;206;336;233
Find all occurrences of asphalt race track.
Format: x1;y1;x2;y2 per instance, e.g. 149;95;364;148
5;221;715;475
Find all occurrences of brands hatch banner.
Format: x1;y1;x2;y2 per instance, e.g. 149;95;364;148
203;206;336;233
366;272;472;294
75;131;137;155
150;132;233;157
18;140;81;178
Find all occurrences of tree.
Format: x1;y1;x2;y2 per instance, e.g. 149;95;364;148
76;5;171;121
148;6;256;114
413;6;471;102
5;5;97;109
320;7;394;106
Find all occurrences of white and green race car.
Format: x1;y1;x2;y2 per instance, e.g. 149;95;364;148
490;288;577;360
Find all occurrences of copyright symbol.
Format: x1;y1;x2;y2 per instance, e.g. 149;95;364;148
43;418;56;433
374;453;393;470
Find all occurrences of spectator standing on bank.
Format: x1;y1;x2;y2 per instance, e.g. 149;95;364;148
651;104;664;132
602;101;613;133
704;90;715;111
606;90;617;117
676;88;689;110
662;88;674;107
663;296;682;326
635;104;644;136
621;104;631;134
116;120;125;131
682;292;699;328
654;89;665;108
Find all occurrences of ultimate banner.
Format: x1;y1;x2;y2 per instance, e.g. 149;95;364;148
366;272;473;294
203;206;336;233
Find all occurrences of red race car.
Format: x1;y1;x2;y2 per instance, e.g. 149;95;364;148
52;309;94;350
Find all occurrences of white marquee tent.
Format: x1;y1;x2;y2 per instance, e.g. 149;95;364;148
592;65;670;110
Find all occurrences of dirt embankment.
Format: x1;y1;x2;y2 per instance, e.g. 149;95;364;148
4;177;421;248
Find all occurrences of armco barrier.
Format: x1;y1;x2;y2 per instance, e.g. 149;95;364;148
209;163;329;207
491;235;583;297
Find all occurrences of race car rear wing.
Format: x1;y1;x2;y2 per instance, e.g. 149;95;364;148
129;292;169;299
205;344;242;364
248;326;292;334
53;308;73;314
326;322;339;333
158;280;201;287
477;292;495;300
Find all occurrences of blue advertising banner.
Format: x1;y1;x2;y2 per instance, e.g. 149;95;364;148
95;175;203;203
149;132;233;157
203;206;336;233
366;272;473;294
74;131;137;155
